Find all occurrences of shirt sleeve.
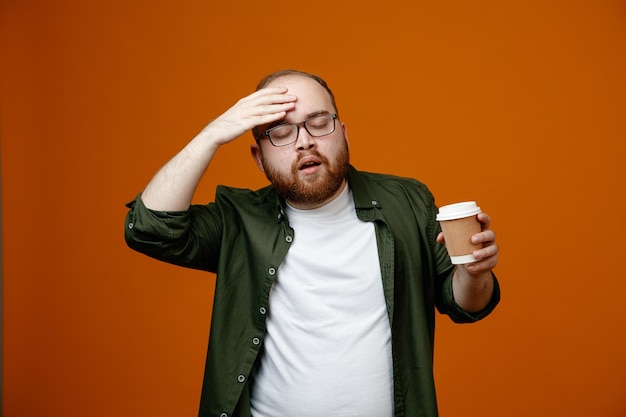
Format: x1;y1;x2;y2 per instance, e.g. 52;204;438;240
437;270;501;323
124;194;223;272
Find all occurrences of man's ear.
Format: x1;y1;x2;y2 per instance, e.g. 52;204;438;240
250;143;265;172
341;122;349;148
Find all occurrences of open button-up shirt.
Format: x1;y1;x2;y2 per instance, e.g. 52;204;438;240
125;165;500;417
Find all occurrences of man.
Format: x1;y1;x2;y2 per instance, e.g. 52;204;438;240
125;69;500;417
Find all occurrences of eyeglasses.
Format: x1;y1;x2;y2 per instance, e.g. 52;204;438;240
256;113;338;147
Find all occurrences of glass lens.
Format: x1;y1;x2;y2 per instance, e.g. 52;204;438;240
305;114;335;136
268;125;297;146
265;114;336;146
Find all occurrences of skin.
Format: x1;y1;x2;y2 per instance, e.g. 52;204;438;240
250;75;350;209
140;86;299;211
139;73;498;313
439;212;498;313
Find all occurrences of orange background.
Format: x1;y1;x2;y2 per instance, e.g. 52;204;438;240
2;1;625;416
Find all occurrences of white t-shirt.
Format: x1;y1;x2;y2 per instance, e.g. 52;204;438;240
250;185;394;417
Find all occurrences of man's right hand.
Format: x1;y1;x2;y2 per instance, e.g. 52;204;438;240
200;87;297;147
139;87;296;211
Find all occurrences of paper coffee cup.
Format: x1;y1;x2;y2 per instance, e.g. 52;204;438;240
436;201;482;264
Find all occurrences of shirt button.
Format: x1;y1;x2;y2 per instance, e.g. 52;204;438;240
268;267;276;276
259;307;266;315
252;337;260;345
371;200;378;206
220;413;228;417
238;374;246;383
128;222;134;229
285;235;293;243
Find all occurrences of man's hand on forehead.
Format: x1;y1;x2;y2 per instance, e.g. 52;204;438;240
203;87;297;146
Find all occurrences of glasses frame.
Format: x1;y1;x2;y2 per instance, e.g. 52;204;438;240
256;113;338;147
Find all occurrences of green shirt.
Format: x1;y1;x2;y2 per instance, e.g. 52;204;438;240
125;165;500;417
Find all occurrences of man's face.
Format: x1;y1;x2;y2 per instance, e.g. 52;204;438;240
251;75;350;209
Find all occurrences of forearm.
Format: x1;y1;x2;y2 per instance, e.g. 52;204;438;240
451;266;495;313
439;211;499;314
141;128;221;211
140;87;297;211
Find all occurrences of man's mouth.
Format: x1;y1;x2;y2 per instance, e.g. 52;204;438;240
299;161;321;170
298;155;323;171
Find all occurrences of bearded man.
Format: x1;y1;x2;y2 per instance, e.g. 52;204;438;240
125;69;501;417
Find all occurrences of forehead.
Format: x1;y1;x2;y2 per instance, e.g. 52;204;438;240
266;75;335;115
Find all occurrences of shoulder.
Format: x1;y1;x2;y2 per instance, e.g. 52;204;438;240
211;184;280;214
356;169;429;189
215;183;275;201
349;166;434;202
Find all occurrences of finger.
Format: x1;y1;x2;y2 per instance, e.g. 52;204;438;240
471;229;496;245
244;86;289;99
465;256;497;274
235;97;296;122
242;88;297;106
477;212;491;229
223;100;294;132
467;248;498;271
472;243;499;262
250;102;296;117
253;93;297;108
248;110;289;129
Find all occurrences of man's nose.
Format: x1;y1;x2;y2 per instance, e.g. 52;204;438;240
295;126;316;150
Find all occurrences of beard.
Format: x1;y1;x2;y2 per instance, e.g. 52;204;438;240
261;139;350;207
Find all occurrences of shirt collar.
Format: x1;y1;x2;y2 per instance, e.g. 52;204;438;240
347;165;383;210
270;165;382;223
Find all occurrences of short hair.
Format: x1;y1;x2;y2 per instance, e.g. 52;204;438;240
256;69;340;118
